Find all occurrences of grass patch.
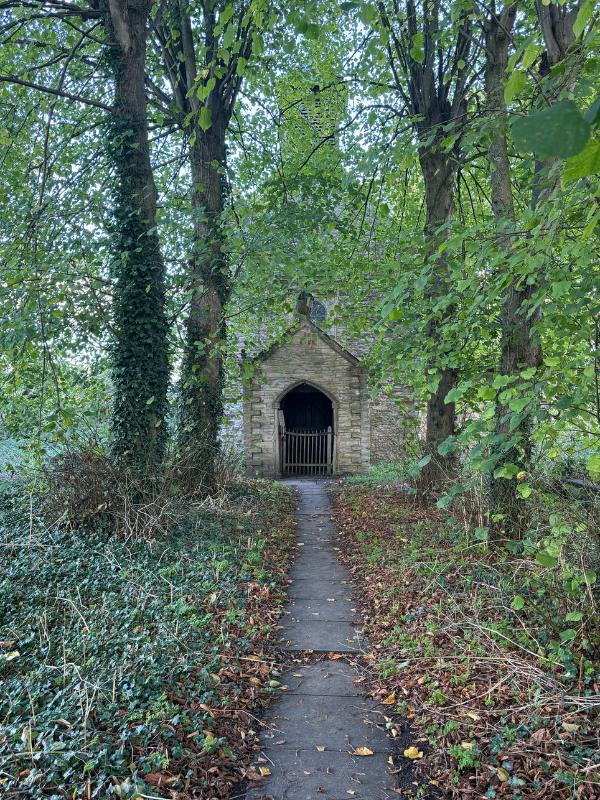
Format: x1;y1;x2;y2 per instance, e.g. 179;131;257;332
344;461;409;485
0;479;295;799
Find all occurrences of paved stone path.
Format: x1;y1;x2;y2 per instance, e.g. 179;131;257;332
245;479;410;800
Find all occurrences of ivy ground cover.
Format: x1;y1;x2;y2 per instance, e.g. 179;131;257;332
331;481;599;799
0;479;296;799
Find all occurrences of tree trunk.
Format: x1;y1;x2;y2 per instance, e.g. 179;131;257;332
100;0;170;473
488;2;581;536
179;102;229;489
483;4;537;537
416;146;458;497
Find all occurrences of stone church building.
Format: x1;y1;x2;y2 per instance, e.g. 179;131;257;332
242;314;413;477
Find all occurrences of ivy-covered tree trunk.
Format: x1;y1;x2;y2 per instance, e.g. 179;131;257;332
152;0;255;490
100;0;170;472
416;146;458;496
179;105;229;488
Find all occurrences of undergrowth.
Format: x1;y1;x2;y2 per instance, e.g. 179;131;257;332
331;479;599;799
0;477;296;799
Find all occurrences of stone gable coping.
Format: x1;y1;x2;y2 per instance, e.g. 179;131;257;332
244;318;363;369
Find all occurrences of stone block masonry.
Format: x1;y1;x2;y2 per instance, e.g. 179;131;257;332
242;319;415;477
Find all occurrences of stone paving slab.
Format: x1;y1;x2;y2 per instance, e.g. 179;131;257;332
288;562;348;582
295;536;335;547
286;580;354;601
278;660;365;696
279;619;364;652
291;549;340;568
259;693;390;751
244;748;399;799
287;596;357;621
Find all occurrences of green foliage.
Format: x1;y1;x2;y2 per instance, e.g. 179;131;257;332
0;479;294;798
512;100;591;159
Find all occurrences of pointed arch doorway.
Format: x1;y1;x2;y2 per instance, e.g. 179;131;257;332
277;382;335;476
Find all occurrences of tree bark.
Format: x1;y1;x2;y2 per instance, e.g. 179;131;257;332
100;0;170;473
487;1;581;536
483;4;537;537
179;103;229;487
376;0;474;499
416;146;459;495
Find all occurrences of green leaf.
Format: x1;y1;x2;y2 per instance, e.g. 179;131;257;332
563;139;600;181
222;23;236;49
559;628;577;642
573;0;594;38
494;463;520;479
199;106;212;132
409;33;425;64
437;436;457;456
492;374;515;389
358;3;378;24
508;397;529;413
585;96;600;126
511;595;525;611
516;484;532;498
504;70;527;104
521;43;541;70
587;453;600;479
564;611;583;622
536;550;558;569
512;101;591;159
444;383;470;404
436;494;453;509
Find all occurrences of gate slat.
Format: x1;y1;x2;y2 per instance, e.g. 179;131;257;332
281;428;333;476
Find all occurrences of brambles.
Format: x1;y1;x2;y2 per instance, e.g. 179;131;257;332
331;478;599;798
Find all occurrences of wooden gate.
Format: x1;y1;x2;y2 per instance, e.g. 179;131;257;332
281;426;333;476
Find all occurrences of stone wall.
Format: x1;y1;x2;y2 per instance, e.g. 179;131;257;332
369;389;419;463
244;321;370;477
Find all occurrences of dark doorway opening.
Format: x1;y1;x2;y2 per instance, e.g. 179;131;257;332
279;383;334;476
281;383;333;431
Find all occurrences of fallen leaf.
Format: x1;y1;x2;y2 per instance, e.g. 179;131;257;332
497;767;509;782
145;773;179;786
461;741;475;750
3;651;20;662
258;766;271;777
352;746;374;756
381;692;396;705
562;722;580;732
403;746;424;759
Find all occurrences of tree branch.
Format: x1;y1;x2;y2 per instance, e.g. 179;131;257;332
0;73;110;110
